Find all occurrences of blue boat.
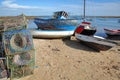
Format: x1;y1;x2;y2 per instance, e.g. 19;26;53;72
30;11;80;38
34;11;80;30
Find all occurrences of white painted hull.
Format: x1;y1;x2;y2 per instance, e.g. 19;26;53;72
75;33;116;51
30;28;74;38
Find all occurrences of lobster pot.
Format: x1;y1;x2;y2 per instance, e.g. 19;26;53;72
0;33;4;57
0;14;27;32
2;29;34;55
0;59;8;79
0;42;4;57
6;50;35;79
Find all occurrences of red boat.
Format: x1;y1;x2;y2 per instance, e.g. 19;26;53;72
74;22;96;36
104;28;120;36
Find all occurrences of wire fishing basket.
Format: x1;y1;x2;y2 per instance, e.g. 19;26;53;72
6;50;35;79
2;29;34;55
0;14;27;32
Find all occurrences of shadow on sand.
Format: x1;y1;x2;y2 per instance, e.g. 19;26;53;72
62;37;98;52
106;35;120;41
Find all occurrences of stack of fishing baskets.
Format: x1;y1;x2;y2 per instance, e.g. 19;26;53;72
0;14;35;80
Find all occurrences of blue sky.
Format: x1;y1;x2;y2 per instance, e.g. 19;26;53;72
0;0;120;16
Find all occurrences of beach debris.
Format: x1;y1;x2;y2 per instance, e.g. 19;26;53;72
52;48;60;51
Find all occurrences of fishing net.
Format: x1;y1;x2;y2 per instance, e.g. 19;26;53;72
0;33;5;57
2;29;34;55
0;14;27;32
0;42;4;57
0;59;8;79
0;15;35;79
6;50;35;79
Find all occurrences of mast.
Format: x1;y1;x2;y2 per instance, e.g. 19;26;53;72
83;0;86;22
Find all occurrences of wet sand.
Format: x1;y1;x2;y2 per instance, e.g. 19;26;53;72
21;36;120;80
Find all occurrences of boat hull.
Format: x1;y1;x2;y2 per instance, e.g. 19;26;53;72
75;22;96;36
104;28;120;36
79;29;96;36
79;40;112;52
75;33;116;52
34;18;79;30
30;28;74;39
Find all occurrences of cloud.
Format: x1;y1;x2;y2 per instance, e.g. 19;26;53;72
0;0;120;16
1;0;39;9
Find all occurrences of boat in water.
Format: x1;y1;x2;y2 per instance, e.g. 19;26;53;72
75;33;117;52
104;28;120;36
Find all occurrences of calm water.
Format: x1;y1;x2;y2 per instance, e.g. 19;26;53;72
28;17;120;38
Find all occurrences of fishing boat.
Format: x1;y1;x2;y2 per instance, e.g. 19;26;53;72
74;22;96;36
30;28;74;39
34;18;79;30
74;0;96;36
75;33;116;52
104;28;120;36
34;11;79;30
31;11;79;39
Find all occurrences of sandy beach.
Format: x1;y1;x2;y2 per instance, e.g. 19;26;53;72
20;36;120;80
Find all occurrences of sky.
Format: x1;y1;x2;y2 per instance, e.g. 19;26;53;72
0;0;120;16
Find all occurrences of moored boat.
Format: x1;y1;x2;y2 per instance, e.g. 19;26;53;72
74;22;96;36
75;33;116;52
74;0;96;36
104;28;120;36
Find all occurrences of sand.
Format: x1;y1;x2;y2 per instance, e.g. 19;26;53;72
19;36;120;80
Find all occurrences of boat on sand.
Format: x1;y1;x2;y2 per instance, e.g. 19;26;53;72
74;22;96;36
34;11;79;30
30;28;74;39
75;33;117;52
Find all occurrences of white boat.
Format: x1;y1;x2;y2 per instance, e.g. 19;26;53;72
30;28;74;39
75;33;117;52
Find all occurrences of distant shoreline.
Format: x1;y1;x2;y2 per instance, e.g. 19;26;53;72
0;16;120;20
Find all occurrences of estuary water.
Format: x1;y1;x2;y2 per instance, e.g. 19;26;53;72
28;17;120;38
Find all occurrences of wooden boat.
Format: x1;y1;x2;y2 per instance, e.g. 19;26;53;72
34;18;79;30
34;11;79;30
30;28;74;39
75;33;117;52
74;22;96;36
104;28;120;36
